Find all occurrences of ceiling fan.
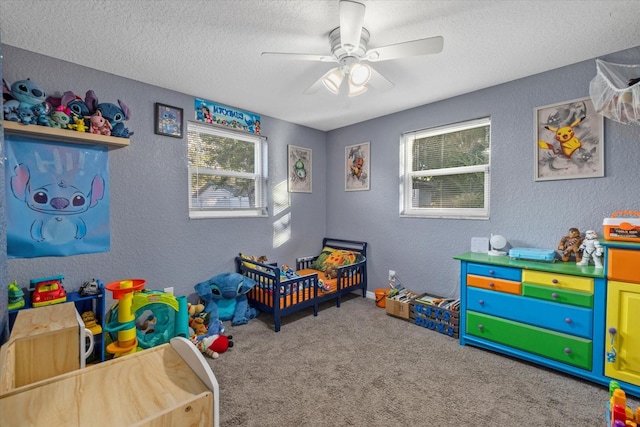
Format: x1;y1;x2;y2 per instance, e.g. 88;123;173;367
261;0;444;97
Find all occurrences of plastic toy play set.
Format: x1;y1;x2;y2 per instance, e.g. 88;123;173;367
607;381;640;427
103;279;188;358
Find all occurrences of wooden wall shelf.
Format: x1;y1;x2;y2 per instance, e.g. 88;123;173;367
2;121;130;149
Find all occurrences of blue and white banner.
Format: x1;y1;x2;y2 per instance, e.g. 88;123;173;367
5;135;110;258
195;98;261;134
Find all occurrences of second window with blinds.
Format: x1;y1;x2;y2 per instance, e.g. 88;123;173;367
400;117;491;219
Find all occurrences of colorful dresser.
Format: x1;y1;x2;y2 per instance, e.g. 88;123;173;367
456;248;640;398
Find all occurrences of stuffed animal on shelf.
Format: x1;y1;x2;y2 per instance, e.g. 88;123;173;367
87;110;112;135
194;272;257;326
557;227;584;262
3;78;48;123
67;116;88;132
47;107;71;128
85;90;134;138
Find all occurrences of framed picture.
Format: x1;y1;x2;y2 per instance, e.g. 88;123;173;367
154;103;184;138
345;141;370;191
288;145;312;193
534;97;604;181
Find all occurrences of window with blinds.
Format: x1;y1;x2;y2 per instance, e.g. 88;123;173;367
187;121;267;218
401;117;491;219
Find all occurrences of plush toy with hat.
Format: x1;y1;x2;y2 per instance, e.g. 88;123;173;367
189;319;234;359
194;272;257;326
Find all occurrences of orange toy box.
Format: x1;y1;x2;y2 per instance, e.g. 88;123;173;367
603;211;640;242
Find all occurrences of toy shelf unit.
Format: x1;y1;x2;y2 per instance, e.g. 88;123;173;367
0;337;220;427
8;280;106;364
1;303;96;393
3;120;130;149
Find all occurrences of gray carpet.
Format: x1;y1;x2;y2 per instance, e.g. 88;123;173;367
208;294;637;426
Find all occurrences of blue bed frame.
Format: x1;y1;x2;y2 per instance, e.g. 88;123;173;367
235;238;368;332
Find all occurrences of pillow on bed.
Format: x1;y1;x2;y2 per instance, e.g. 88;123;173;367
311;246;361;272
239;253;268;271
310;246;337;271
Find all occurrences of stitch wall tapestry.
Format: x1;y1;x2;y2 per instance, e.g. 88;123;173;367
5;135;110;258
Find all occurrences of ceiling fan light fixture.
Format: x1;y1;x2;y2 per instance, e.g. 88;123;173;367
349;63;371;86
348;81;368;97
322;69;344;94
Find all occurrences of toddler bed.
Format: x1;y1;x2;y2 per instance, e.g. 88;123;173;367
235;238;368;332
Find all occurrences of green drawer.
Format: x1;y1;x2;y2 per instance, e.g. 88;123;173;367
466;311;592;370
522;283;593;308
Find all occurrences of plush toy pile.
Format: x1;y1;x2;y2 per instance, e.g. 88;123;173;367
190;272;258;359
187;302;234;359
3;77;133;138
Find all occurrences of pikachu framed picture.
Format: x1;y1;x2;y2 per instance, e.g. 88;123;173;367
534;97;604;181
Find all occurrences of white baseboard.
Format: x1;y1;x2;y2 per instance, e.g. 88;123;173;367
351;290;376;299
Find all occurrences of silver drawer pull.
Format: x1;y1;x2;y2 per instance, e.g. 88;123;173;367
564;347;571;354
551;293;559;299
565;318;572;324
478;299;484;305
552;279;558;284
489;282;495;288
477;324;484;330
488;270;495;275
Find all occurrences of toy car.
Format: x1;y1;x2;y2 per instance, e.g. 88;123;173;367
31;275;67;307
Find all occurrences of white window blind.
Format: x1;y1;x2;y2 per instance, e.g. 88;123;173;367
401;117;491;219
187;121;267;218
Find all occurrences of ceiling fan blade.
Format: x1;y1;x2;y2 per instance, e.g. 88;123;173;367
261;52;337;63
304;67;342;94
339;0;365;53
367;66;395;91
365;36;444;62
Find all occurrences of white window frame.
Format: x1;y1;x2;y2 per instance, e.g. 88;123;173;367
188;121;268;219
400;117;491;219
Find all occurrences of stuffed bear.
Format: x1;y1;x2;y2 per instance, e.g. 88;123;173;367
194;272;257;326
324;263;338;279
189;317;209;336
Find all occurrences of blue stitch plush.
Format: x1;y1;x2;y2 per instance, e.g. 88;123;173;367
194;272;257;326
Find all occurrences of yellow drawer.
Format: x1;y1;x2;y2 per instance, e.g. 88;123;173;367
522;270;593;293
467;274;521;295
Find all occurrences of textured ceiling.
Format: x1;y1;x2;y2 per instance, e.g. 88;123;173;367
2;0;640;131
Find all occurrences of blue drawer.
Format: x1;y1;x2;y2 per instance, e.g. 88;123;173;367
466;287;592;339
467;263;521;282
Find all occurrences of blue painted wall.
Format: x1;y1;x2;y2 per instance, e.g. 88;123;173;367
0;45;327;315
326;47;640;297
1;43;640;335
